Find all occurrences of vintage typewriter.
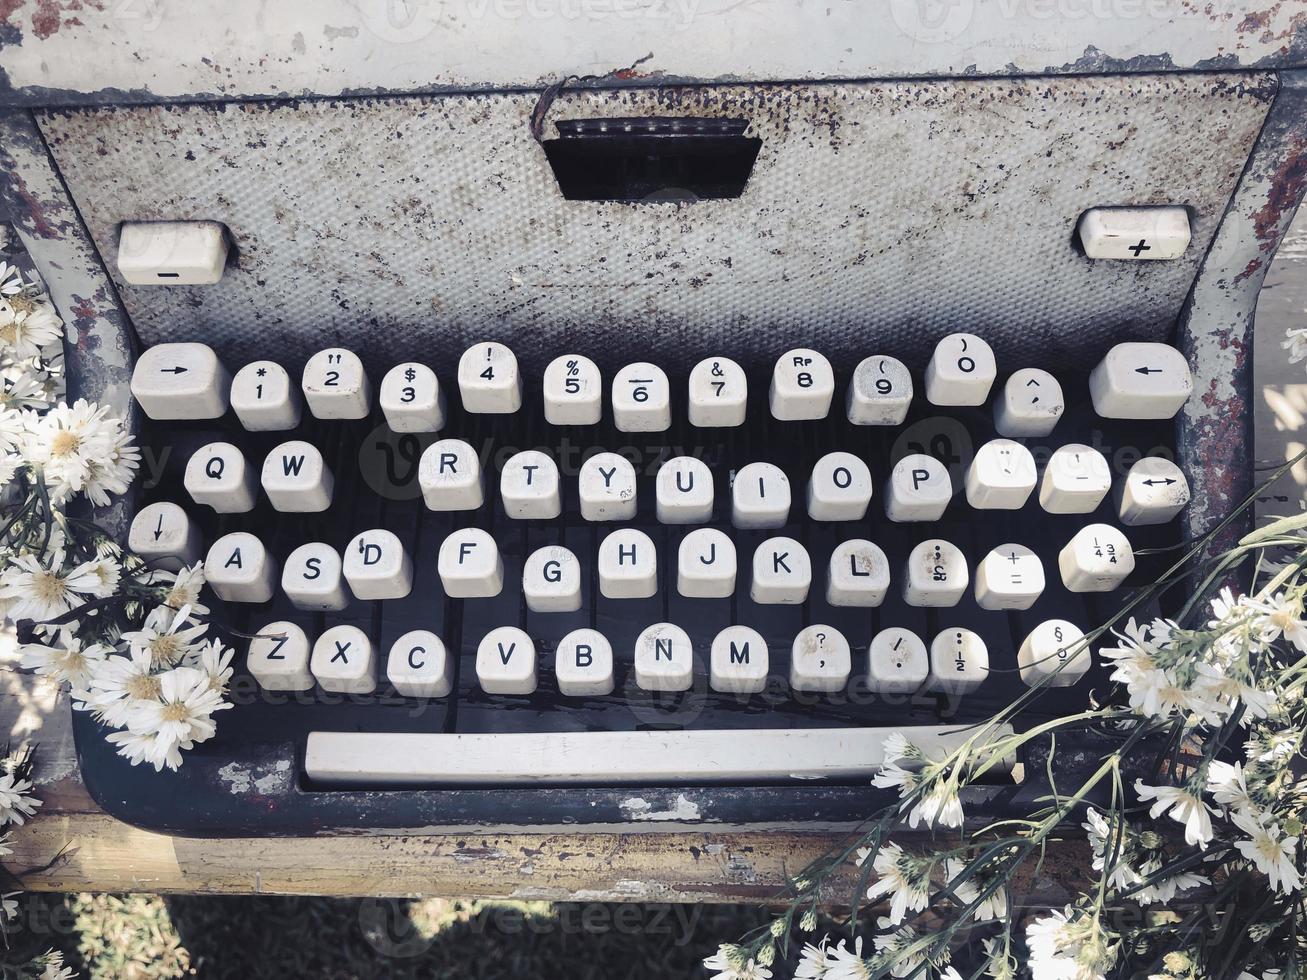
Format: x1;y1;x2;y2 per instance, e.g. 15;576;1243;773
1;4;1304;836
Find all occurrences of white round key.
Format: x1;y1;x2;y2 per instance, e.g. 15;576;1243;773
750;536;811;604
613;362;672;432
458;342;521;414
994;368;1063;438
599;528;657;599
656;456;714;524
437;528;503;597
248;622;313;692
262;440;333;513
555;628;615;696
231;360;300;431
732;462;791;529
579;452;637;522
131;342;231;421
1117;457;1190;526
965;439;1037;510
826;539;890;607
770;348;834;421
1039;444;1111;514
710;625;768;694
128;502;201;571
634;623;694;692
311;625;376;694
184;442;256;514
1059;523;1135;592
1018;620;1089;687
523;545;582;612
791;625;851;693
974;544;1044;610
500;450;561;520
476;627;537;694
867;628;929;695
281;542;348;611
688;356;747;428
847;355;913;426
903;539;968;607
204;532;276;603
677;528;736;598
925;333;996;406
807;451;873;521
542;354;602;426
344;529;413;600
1089;342;1192;419
380;362;445;433
418;439;484;512
884;454;952;522
926;628;989;694
302;348;371;420
387;630;453;698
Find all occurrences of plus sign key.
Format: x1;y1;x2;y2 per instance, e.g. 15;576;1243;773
1077;206;1190;260
1089;342;1193;419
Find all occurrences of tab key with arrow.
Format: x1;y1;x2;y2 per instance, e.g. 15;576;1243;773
130;342;231;420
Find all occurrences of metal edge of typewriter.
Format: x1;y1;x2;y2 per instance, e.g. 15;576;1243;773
2;67;1306;834
0;1;1305;107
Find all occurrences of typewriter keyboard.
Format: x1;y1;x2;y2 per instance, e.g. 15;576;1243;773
126;335;1192;788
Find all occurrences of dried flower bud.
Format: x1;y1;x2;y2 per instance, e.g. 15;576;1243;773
800;909;817;932
770;919;786;938
757;944;776;967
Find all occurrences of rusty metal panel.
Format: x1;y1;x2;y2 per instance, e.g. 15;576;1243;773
0;109;140;538
35;73;1274;375
1177;70;1307;547
0;1;1304;105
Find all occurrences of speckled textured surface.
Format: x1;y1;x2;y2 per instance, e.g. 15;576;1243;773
37;73;1274;374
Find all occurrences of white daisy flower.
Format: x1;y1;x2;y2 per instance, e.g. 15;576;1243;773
0;549;101;622
24;399;115;500
0;369;48;413
866;842;932;925
125;665;225;753
0;833;14;857
151;564;209;616
871;924;924;979
794;939;833;979
184;638;235;696
1248;590;1307;652
121;604;208;668
82;556;122;599
0;294;63;360
1;891;19;922
106;727;184;772
0;262;24;297
825;937;873;980
906;781;964;830
981;937;1016;980
1233;810;1302;894
0;767;41;825
1193;662;1276;721
1025;908;1108;980
20;631;109;689
82;423;139;507
81;646;161;728
1135;779;1214;848
1284;326;1307;363
1206;760;1255;815
1134;859;1208;905
703;944;772;980
37;951;77;980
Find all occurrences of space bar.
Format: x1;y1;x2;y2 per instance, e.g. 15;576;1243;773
304;726;1015;786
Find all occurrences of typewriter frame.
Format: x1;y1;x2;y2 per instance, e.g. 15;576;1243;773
2;14;1307;831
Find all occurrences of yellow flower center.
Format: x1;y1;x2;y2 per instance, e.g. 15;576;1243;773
0;323;15;345
1272;606;1299;629
49;430;80;459
7;296;34;317
32;570;66;605
160;702;190;723
149;634;182;667
126;675;160;700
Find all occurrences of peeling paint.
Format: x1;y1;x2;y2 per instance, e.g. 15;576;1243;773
620;794;702;822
